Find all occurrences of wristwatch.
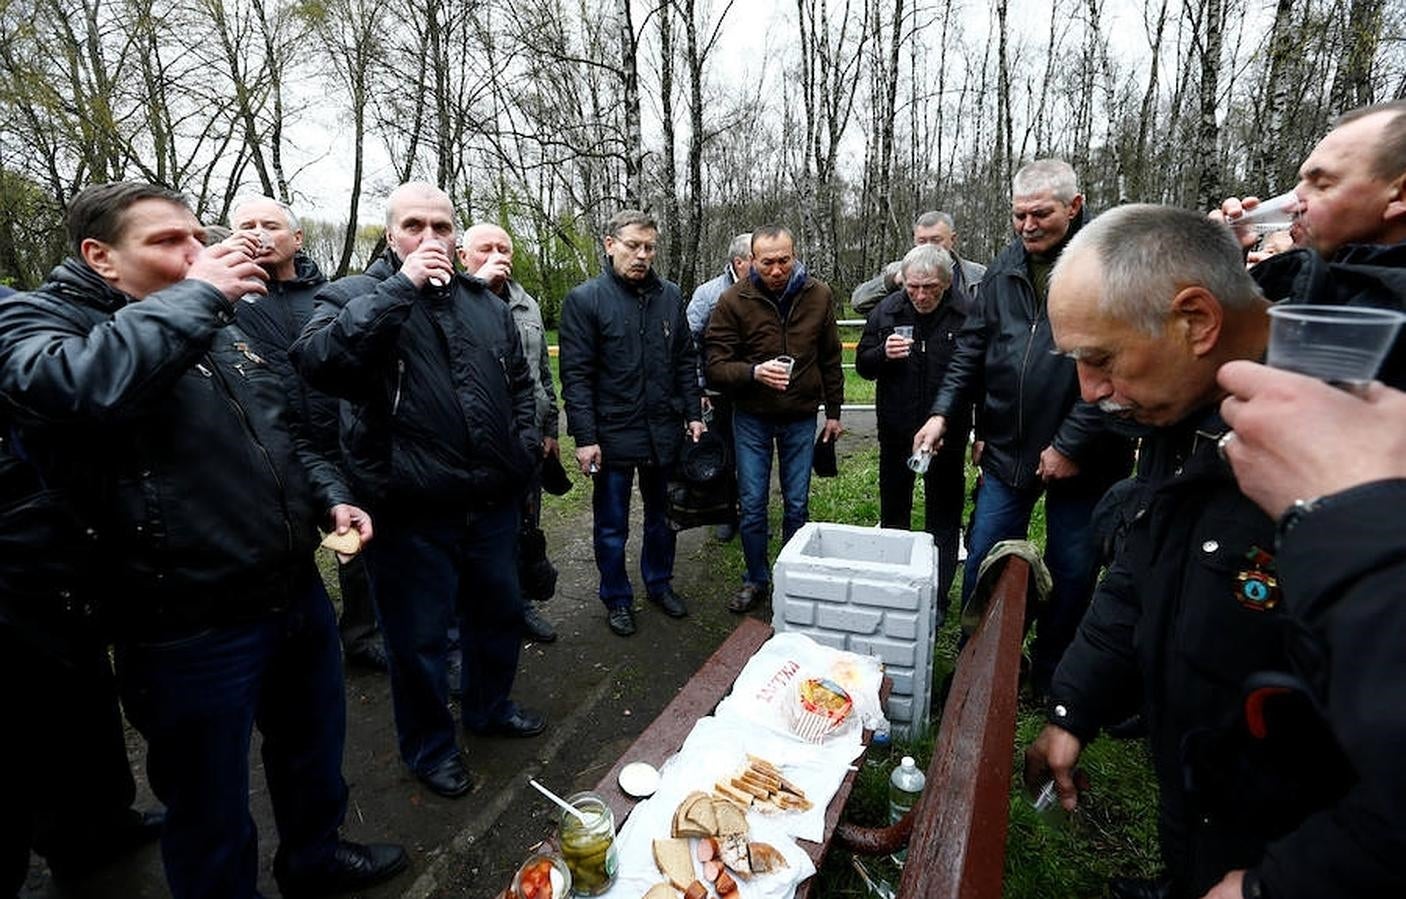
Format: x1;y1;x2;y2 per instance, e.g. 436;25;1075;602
1275;495;1323;550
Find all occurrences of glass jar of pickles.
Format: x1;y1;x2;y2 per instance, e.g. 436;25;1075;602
558;792;618;896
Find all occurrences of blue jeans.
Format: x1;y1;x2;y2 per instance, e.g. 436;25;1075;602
368;503;524;772
733;410;816;585
591;463;676;607
116;572;348;899
961;474;1101;691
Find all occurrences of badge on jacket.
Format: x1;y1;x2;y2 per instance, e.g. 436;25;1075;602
1234;545;1281;612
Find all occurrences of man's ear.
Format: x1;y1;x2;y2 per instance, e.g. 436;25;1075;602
1068;194;1085;217
1383;172;1406;224
292;228;305;252
1171;287;1224;357
80;237;119;281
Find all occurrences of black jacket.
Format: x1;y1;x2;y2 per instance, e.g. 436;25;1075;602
0;260;349;637
1250;241;1406;389
558;266;700;466
855;288;973;446
929;218;1131;490
234;254;338;455
292;250;539;518
1050;407;1351;897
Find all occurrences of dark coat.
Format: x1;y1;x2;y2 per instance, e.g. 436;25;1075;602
558;265;700;466
1050;407;1353;897
292;250;539;518
0;260;349;637
704;265;845;420
928;217;1131;491
855;287;973;445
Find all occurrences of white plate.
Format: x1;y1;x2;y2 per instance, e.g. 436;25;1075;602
617;761;661;798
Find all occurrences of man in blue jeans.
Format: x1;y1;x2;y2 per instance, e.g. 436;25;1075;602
705;225;845;612
559;210;704;637
915;160;1132;696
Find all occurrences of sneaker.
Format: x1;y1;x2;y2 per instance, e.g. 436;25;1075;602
607;606;636;636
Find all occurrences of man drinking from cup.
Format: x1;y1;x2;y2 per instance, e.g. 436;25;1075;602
1022;204;1382;899
855;243;973;610
704;225;844;613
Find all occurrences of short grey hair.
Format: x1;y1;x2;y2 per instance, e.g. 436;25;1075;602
1055;204;1264;335
725;232;752;264
900;243;954;282
605;209;656;237
1012;159;1079;203
913;211;955;230
230;195;300;231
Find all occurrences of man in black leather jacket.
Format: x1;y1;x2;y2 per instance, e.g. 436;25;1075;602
1024;205;1387;899
293;182;545;800
914;159;1131;694
0;182;404;899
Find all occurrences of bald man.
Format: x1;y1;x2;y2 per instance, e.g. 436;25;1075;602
294;183;547;800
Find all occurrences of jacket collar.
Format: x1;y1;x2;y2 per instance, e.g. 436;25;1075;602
986;206;1090;279
46;258;132;313
603;261;662;295
747;260;810;305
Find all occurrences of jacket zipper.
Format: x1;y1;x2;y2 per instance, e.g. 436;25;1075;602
392;358;404;415
1014;272;1040;487
208;354;295;552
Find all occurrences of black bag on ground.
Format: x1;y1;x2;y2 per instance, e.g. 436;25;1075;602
517;525;558;601
666;431;737;531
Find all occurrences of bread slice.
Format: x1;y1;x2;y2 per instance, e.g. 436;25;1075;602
643;884;677;899
748;841;789;874
672;792;713;838
714;800;749;836
731;777;770;800
713;781;753;808
684;795;718;834
319;529;362;555
652;838;695;890
718;833;751;877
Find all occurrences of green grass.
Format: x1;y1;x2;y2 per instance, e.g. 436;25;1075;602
724;446;1159;897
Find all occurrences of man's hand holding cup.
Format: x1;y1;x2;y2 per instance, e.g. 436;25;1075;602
402;239;454;290
754;355;794;392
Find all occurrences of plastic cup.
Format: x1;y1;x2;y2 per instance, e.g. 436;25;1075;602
775;355;795;377
893;325;914;340
1234;191;1301;234
1266;304;1405;387
906;448;931;474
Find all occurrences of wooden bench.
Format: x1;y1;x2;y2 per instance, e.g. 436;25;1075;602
838;557;1032;898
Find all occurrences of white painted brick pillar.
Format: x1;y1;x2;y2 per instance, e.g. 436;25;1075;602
771;522;938;737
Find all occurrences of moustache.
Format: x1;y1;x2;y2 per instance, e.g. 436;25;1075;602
1098;399;1136;415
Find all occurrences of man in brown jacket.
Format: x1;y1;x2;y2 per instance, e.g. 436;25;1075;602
705;225;844;612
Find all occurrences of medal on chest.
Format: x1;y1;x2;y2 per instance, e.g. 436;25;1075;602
1233;545;1281;612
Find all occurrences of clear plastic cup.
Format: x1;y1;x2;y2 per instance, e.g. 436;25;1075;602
1234;191;1301;234
774;355;795;377
1266;304;1406;387
907;448;931;474
893;325;914;340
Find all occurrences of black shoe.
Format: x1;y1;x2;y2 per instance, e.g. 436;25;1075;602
416;754;474;798
344;641;389;672
607;606;636;636
522;604;558;642
467;708;547;738
279;841;409;898
729;582;769;614
1108;874;1173;899
47;808;165;880
648;587;688;618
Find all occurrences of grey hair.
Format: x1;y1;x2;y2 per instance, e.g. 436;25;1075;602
230;196;300;231
1012;159;1079;203
605;209;657;237
913;211;955;230
900;243;954;282
385;181;452;230
1055;204;1264;335
726;232;752;264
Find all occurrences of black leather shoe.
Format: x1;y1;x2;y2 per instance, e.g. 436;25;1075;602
648;587;688;618
728;582;769;614
1108;874;1174;899
416;754;474;798
522;604;558;642
607;606;636;636
344;641;389;672
468;708;547;738
279;841;409;898
47;808;165;880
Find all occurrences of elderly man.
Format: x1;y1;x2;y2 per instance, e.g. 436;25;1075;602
705;225;844;612
914;159;1130;696
1219;99;1406;386
851;211;986;316
458;222;561;643
686;232;752;542
294;183;546;801
0;182;404;898
229;196;387;671
854;244;972;608
559;210;703;637
1021;204;1398;899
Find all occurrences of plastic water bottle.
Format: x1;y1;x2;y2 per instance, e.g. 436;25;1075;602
888;755;925;865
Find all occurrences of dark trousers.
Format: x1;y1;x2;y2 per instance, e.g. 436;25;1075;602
368;503;524;771
116;573;348;899
591;463;676;608
1;619;140;894
877;433;965;618
336;554;381;655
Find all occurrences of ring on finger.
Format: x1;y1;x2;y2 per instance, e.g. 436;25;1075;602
1216;430;1236;460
